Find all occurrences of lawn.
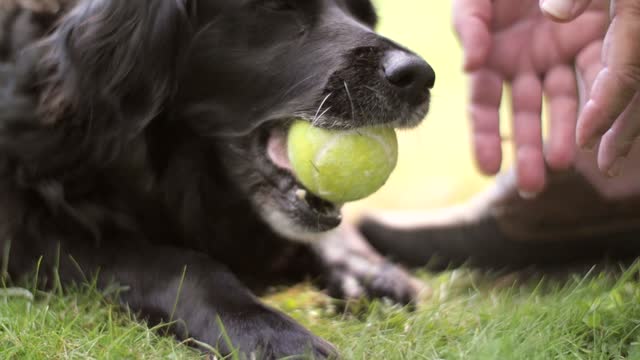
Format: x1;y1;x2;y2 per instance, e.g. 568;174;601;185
3;1;640;359
4;268;640;359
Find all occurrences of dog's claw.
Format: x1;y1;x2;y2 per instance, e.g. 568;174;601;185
313;223;429;305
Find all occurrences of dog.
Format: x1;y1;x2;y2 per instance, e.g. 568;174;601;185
0;0;434;357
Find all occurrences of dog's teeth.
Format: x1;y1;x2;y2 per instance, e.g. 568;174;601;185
295;189;307;200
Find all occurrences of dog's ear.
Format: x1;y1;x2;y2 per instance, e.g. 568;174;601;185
13;0;193;179
46;0;192;128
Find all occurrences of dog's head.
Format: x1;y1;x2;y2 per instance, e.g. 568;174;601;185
179;0;435;241
34;0;434;240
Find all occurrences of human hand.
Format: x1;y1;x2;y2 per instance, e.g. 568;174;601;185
541;0;640;177
453;0;608;195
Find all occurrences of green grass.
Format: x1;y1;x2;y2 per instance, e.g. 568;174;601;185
0;283;200;359
4;267;640;359
288;267;640;360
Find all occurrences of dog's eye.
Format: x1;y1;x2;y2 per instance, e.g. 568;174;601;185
259;0;295;12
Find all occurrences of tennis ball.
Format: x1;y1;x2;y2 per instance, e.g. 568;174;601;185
287;120;398;203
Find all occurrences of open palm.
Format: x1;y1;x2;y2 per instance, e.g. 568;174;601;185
454;0;608;194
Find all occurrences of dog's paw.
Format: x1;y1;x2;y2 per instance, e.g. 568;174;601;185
199;305;338;359
324;258;426;305
313;223;428;305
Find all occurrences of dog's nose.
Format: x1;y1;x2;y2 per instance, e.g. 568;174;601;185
383;50;435;104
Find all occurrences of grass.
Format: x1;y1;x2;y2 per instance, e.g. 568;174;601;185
282;267;640;360
3;1;638;359
4;267;640;359
0;283;200;359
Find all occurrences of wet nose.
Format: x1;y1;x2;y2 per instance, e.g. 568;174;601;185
382;50;435;104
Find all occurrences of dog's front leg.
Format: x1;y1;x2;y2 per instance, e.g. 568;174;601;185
11;239;336;359
97;245;337;359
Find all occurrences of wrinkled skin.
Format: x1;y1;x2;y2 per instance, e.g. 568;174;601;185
540;0;640;178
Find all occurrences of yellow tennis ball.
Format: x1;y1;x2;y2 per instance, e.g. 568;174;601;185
287;120;398;203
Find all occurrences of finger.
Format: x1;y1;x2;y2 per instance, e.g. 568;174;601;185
577;6;640;149
469;69;504;175
543;65;578;169
597;91;640;176
540;0;594;22
511;73;546;195
577;70;640;150
452;0;492;71
576;41;604;107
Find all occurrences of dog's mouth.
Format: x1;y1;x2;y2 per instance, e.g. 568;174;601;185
250;104;430;236
256;120;343;233
247;81;432;237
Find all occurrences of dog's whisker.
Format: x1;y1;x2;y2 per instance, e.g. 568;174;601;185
313;92;333;122
343;81;356;123
279;74;318;101
363;85;382;96
313;106;332;127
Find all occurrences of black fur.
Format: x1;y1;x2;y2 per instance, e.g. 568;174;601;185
0;0;432;358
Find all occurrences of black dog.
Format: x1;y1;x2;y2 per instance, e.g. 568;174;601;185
0;0;434;358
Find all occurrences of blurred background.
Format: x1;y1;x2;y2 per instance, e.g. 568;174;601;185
346;0;516;218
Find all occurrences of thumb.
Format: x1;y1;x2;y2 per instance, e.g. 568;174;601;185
574;0;640;149
540;0;594;22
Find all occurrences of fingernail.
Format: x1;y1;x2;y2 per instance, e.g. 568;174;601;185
519;191;539;200
541;0;574;19
607;158;624;178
